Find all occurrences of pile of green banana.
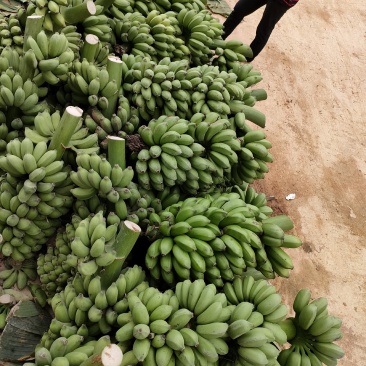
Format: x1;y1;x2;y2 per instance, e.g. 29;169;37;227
0;138;75;260
0;303;10;330
278;289;344;366
145;191;302;285
0;258;37;290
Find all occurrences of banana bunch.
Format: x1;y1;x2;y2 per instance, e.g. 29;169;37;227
131;0;169;16
113;280;228;365
83;106;133;148
0;258;37;290
211;39;253;71
123;56;191;121
113;11;177;61
0;115;19;153
26;31;74;86
226;184;274;221
176;8;223;66
66;58;118;110
33;334;116;366
170;0;207;13
229;129;273;185
278;289;344;366
0;14;24;53
60;25;82;55
82;14;113;43
79;35;110;67
108;0;134;19
224;276;288;323
25;110;99;154
70;152;134;218
26;0;68;32
188;111;241;188
0;68;44;122
37;230;75;297
0;138;74;259
0;303;10;330
45;265;146;341
134;115;201;192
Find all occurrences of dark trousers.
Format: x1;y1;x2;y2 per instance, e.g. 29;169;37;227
223;0;290;61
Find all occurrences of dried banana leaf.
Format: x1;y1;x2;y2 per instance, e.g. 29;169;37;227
0;300;52;362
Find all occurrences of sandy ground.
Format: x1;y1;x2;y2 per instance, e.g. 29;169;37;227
217;0;366;364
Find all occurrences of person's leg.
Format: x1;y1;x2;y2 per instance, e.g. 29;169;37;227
247;0;290;61
223;0;267;40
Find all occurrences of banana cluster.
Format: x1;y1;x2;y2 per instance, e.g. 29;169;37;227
0;303;10;330
135;115;200;192
27;0;68;32
37;219;78;297
0;14;24;53
32;334;116;366
83;103;138;148
44;265;146;341
25;110;99;155
113;11;182;62
278;289;344;366
0;258;37;290
0;115;19;153
123;57;191;121
212;39;253;71
61;25;82;55
176;8;223;66
70;152;134;219
146;192;301;285
66;58;118;110
26;31;74;86
169;0;207;14
0;68;43;122
188;112;240;188
0;138;74;260
229;129;273;185
82;14;113;43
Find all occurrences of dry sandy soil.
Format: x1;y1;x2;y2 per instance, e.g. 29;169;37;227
216;0;366;364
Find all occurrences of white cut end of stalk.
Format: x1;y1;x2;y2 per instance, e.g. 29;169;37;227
85;34;99;45
101;344;123;366
107;136;125;141
86;0;97;15
124;220;142;233
0;233;3;244
108;55;123;63
66;106;83;117
27;15;43;19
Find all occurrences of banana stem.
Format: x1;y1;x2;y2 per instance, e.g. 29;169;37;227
81;34;100;62
62;0;96;25
100;220;141;289
48;106;83;160
107;136;126;170
79;344;123;366
102;56;123;120
23;15;43;52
